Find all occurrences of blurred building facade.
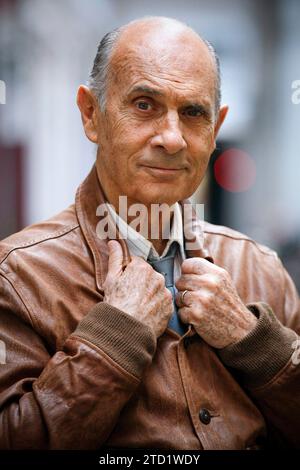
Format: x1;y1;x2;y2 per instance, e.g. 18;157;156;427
0;0;300;289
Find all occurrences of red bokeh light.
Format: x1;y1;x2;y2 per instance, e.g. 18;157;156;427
213;148;256;192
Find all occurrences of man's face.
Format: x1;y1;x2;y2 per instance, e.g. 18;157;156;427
95;24;224;208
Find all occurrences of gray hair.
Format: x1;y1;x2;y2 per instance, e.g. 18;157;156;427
87;26;124;111
87;19;221;115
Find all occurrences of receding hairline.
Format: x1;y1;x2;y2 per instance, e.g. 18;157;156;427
111;16;213;61
87;16;221;114
116;16;198;36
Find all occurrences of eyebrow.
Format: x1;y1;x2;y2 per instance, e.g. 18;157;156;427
183;102;211;114
128;85;164;96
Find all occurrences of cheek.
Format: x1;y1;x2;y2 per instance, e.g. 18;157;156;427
105;115;129;144
99;119;149;182
188;129;215;169
189;148;211;176
109;116;150;155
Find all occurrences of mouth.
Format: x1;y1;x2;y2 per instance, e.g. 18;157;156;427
141;165;185;178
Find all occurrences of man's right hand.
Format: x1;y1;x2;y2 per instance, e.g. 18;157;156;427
103;240;173;338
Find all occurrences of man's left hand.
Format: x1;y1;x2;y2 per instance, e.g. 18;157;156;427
175;258;258;349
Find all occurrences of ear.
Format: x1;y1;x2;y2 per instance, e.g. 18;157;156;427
76;85;100;143
214;104;229;138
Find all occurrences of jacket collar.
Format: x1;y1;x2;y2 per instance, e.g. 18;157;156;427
75;165;213;293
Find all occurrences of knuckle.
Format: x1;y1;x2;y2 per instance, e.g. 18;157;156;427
181;258;193;271
190;290;199;302
204;274;218;289
215;271;229;287
182;258;201;274
156;272;166;286
199;291;210;306
218;266;228;278
165;288;173;301
175;277;184;289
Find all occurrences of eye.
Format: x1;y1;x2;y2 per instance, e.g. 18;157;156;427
183;106;204;117
135;100;152;111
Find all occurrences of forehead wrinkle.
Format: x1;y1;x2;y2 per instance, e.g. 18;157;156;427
114;46;210;78
111;54;214;93
108;44;216;111
110;34;214;77
134;75;214;109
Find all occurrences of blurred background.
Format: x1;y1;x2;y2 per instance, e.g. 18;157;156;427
0;0;300;290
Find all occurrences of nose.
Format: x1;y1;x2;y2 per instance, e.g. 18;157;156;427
150;111;187;155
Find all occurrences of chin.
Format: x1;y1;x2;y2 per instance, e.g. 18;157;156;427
137;191;182;207
130;181;191;206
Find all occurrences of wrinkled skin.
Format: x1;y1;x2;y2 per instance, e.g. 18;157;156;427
79;19;227;211
175;258;257;348
77;17;257;345
103;241;173;338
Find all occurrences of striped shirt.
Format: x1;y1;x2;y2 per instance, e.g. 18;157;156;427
105;202;186;281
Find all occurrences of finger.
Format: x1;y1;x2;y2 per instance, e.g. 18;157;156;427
177;306;193;324
181;257;224;276
177;273;225;292
175;274;202;291
175;289;192;308
107;240;124;278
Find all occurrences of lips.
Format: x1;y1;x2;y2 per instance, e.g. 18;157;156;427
141;165;185;179
146;166;182;171
142;164;185;171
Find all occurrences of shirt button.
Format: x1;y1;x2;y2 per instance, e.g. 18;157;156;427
199;408;211;425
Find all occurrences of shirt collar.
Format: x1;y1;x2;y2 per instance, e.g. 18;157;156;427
106;201;185;260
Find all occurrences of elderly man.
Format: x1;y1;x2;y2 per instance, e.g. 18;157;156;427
0;17;299;450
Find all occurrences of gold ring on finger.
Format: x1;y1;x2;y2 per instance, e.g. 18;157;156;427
180;289;188;306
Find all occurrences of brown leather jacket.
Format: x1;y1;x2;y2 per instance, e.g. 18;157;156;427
0;166;299;449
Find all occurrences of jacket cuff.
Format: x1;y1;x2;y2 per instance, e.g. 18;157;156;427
72;302;157;379
217;302;297;388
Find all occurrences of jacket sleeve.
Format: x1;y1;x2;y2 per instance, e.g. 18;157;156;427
0;273;156;449
218;259;300;448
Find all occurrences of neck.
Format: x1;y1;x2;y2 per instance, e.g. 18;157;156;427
151;238;169;256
